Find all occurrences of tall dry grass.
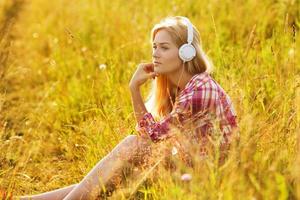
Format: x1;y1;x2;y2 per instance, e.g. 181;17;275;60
0;0;299;199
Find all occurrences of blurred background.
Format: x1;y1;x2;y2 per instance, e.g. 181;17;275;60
0;0;299;199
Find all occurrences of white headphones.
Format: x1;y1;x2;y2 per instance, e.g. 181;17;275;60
178;17;196;63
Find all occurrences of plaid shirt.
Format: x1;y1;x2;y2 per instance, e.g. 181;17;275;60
137;72;238;149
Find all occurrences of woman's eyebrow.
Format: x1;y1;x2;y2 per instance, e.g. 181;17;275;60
152;42;170;45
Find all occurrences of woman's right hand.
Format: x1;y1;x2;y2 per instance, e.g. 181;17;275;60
129;63;158;90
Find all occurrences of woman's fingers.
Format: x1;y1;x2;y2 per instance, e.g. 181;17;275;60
129;62;157;88
142;63;154;73
147;72;158;79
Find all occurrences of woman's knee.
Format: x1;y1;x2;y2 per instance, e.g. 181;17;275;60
112;135;139;159
119;135;151;161
123;135;138;144
122;134;150;147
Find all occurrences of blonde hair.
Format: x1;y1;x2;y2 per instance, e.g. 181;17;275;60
145;16;214;119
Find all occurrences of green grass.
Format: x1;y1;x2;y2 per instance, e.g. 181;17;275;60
0;0;299;199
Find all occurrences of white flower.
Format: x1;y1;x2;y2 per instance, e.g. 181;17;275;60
181;173;192;182
10;136;23;140
50;59;56;66
53;38;59;44
32;32;39;38
288;48;295;58
81;46;87;52
133;167;139;172
171;146;178;155
99;64;107;70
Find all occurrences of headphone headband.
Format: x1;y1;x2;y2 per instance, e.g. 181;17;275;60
180;16;193;44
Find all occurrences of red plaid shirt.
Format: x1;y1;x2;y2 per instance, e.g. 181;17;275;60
137;72;238;147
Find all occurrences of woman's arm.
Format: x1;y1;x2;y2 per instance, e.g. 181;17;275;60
129;85;147;123
129;63;157;123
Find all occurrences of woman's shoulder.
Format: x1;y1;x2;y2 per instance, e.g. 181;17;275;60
187;73;235;109
185;72;218;93
180;72;211;94
177;72;213;103
193;73;229;95
178;72;232;104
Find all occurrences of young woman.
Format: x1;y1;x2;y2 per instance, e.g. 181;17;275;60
19;16;238;200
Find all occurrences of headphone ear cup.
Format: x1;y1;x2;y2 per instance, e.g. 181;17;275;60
179;44;196;62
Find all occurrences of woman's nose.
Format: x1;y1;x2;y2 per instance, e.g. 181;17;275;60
152;49;160;59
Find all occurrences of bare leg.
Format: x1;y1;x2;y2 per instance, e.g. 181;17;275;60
18;184;78;200
17;135;151;200
63;135;151;200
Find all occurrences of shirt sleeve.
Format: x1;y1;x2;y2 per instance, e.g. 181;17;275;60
136;95;192;142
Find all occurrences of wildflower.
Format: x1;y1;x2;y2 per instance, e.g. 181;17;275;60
99;64;107;70
171;146;178;155
50;59;56;66
51;101;57;107
133;167;139;172
10;136;23;140
288;48;295;58
181;173;192;182
53;38;59;44
81;46;87;52
32;32;39;38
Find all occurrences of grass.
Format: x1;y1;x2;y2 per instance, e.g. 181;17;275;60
0;0;299;199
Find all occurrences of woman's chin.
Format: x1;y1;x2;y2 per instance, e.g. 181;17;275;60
154;68;160;73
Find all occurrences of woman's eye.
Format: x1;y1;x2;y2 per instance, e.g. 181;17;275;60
152;46;168;50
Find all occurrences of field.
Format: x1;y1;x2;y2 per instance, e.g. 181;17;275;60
0;0;299;199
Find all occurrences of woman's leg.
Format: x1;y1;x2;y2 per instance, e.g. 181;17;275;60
63;135;151;200
18;135;151;200
19;184;78;200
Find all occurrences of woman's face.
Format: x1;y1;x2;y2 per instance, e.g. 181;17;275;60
152;29;182;75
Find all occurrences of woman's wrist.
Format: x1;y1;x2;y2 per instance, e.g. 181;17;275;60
129;83;140;93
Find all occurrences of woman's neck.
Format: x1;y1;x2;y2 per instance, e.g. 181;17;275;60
167;68;193;93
